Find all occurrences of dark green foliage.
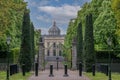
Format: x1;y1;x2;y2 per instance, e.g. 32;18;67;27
77;22;83;63
30;23;35;63
19;9;32;72
0;51;7;58
84;14;95;72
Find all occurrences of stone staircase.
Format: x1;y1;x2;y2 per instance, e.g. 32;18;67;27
45;61;64;69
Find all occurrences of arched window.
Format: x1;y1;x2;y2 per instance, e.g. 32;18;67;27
53;50;56;56
47;50;49;56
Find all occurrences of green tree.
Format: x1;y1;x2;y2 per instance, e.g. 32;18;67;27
111;0;120;57
112;0;120;40
34;29;41;54
84;14;95;72
64;2;90;64
64;20;76;61
76;22;83;63
94;0;117;49
90;0;104;21
0;0;26;50
19;9;32;72
30;23;35;63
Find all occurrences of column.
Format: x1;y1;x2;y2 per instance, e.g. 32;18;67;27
39;40;44;70
71;37;77;70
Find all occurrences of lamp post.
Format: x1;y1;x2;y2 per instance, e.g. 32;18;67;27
71;47;72;69
6;36;11;80
107;37;112;80
56;45;59;70
43;48;45;71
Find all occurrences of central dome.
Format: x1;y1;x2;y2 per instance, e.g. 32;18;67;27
48;21;60;36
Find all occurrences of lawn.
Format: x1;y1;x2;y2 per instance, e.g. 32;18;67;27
85;72;120;80
0;71;32;80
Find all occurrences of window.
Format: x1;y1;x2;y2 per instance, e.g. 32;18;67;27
59;50;62;56
47;50;49;56
53;42;56;47
53;50;56;56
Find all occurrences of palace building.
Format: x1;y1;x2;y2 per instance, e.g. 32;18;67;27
42;21;65;61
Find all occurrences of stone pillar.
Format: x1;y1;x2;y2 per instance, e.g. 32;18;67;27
38;37;44;70
71;37;77;70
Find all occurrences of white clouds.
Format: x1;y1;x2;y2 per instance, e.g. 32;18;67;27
38;4;81;24
25;0;91;35
37;4;81;34
39;4;81;17
37;15;51;23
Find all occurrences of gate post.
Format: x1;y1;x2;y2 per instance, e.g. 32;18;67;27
92;64;95;76
79;62;82;76
22;64;25;76
35;62;38;76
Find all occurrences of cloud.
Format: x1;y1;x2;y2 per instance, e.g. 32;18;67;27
38;4;81;24
36;15;51;23
39;0;50;6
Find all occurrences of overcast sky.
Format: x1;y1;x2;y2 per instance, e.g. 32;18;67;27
24;0;91;35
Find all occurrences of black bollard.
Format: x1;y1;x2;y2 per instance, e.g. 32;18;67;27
63;64;69;77
106;65;108;76
79;62;82;76
10;65;13;76
35;62;38;76
92;64;95;76
22;64;25;76
49;65;54;77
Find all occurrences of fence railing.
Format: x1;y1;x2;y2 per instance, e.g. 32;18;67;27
0;63;7;71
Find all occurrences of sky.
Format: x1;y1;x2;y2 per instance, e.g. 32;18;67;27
24;0;91;35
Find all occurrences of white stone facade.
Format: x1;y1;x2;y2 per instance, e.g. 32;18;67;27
42;21;65;59
43;35;64;56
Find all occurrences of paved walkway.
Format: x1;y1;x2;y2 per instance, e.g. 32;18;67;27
45;61;64;69
28;69;90;80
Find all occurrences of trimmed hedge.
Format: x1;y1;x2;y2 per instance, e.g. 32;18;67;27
0;51;7;58
96;50;120;63
0;48;20;63
11;48;20;63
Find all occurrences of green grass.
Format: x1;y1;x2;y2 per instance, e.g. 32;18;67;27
0;71;32;80
85;72;120;80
